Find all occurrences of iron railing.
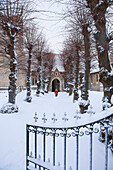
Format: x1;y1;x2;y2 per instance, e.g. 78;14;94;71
26;109;113;170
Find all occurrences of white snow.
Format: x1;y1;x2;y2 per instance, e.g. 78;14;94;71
98;45;105;53
109;68;113;76
0;90;113;170
96;0;104;7
67;82;74;86
90;61;99;74
87;27;91;33
94;30;100;35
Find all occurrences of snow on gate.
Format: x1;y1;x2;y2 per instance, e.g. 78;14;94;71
26;108;113;170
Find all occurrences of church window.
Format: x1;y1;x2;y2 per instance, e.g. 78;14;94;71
32;77;34;85
32;77;37;85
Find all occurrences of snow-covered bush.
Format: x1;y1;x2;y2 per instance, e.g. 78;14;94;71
0;103;18;114
73;87;79;101
79;99;90;113
102;98;111;110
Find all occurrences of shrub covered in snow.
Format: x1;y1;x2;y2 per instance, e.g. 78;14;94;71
102;100;111;110
0;103;18;114
79;99;90;113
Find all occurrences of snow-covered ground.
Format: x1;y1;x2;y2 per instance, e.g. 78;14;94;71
0;90;113;170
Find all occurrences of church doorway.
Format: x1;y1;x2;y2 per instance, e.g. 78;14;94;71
52;79;60;92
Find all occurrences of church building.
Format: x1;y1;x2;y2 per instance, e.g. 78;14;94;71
49;54;65;92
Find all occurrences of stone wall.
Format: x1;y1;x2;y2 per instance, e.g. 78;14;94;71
0;69;9;88
89;72;103;91
0;67;26;89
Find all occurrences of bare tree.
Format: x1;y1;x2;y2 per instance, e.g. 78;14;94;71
61;31;83;99
0;0;24;112
72;34;83;101
64;0;93;113
24;24;41;102
42;52;55;92
86;0;113;108
0;0;41;112
62;38;75;95
79;15;91;113
35;35;47;95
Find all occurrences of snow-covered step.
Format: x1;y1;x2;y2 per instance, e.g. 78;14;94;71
27;156;63;170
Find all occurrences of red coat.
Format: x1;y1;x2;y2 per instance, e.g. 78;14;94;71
55;89;58;95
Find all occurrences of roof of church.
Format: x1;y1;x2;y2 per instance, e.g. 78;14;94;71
90;61;99;74
52;54;65;72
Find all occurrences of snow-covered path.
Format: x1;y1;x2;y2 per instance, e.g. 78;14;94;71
0;91;77;170
0;90;113;170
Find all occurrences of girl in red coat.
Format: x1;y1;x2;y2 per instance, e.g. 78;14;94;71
55;89;58;96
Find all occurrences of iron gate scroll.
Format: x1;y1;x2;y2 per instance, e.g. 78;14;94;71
26;109;113;170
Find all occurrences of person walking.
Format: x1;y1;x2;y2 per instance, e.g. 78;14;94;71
55;89;58;96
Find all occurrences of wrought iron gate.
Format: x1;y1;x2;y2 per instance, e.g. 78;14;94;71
26;110;113;170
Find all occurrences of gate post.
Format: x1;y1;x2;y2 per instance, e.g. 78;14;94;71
26;124;29;170
53;129;56;166
76;128;79;170
89;125;93;170
64;129;67;170
43;128;46;170
35;127;37;168
104;119;109;170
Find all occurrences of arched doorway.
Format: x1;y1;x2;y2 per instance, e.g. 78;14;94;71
52;79;60;92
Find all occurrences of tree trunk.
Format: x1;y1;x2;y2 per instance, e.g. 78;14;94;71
69;84;73;95
86;0;113;107
36;79;41;95
26;49;32;102
8;36;17;104
73;48;80;101
79;25;90;113
36;53;43;94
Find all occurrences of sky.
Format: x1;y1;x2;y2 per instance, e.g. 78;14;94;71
35;1;67;54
